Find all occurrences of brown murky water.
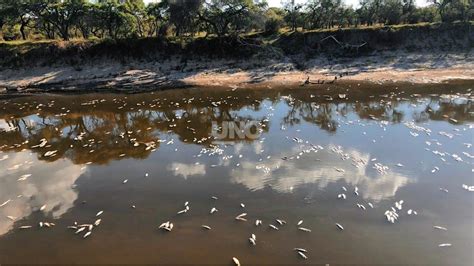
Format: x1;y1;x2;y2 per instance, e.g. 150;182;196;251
0;84;473;264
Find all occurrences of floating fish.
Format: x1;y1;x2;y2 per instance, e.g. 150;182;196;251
434;226;447;231
336;223;344;230
83;231;92;238
232;257;240;266
19;225;32;229
210;207;218;214
75;227;86;234
0;199;11;208
269;224;279;230
297;220;303;226
96;211;104;217
298;227;311;232
297;251;307;259
294;248;307;253
438;243;452;247
201;225;211;230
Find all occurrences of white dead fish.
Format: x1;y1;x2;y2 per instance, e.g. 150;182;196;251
210;207;218;214
211;196;218;200
297;220;303;226
434;226;447;231
96;211;104;217
276;219;286;225
298;227;311;232
40;205;47;211
235;213;247;221
368;202;374;208
232;257;241;266
438;243;452;247
269;224;279;230
240;203;245;208
249;237;256;246
177;209;188;215
94;219;102;226
0;199;11;208
294;248;307;253
338;194;346;200
75;227;86;234
336;223;344;230
255;219;263;226
298;251;308;259
19;225;32;229
6;216;16;221
83;231;92;238
201;225;211;230
122;179;128;184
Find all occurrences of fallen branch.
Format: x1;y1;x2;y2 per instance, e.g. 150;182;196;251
319;35;367;53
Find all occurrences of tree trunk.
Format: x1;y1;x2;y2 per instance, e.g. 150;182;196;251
20;24;27;40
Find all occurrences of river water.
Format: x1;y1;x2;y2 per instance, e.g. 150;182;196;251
0;84;473;264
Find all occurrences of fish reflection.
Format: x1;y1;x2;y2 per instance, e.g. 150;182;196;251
230;146;411;201
0;151;86;236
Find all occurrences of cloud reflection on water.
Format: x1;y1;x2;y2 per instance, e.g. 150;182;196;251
0;151;86;236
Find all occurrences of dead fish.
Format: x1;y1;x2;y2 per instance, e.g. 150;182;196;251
177;209;188;215
438;243;452;247
201;225;211;230
249;237;256;246
210;207;218;214
232;257;241;266
83;231;92;238
6;216;16;221
336;223;344;230
96;211;104;217
368;202;374;208
240;203;245;208
122;179;128;184
40;205;47;211
19;225;32;229
211;196;218;200
235;213;247;221
434;226;447;231
297;220;303;226
276;219;286;225
298;227;311;232
0;199;11;207
75;227;86;234
94;219;102;226
255;219;263;226
269;224;279;230
294;248;307;253
298;251;308;259
338;194;346;200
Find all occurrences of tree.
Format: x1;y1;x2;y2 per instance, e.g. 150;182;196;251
430;0;471;22
35;0;86;40
198;0;249;38
146;1;168;37
283;0;303;31
380;0;403;25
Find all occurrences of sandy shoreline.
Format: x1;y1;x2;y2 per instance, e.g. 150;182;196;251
0;51;472;93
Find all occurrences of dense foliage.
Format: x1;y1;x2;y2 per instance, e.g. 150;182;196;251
0;0;472;41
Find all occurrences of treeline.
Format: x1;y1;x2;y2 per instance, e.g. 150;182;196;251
0;0;472;41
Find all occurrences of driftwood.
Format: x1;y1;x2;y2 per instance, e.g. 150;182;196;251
319;35;367;53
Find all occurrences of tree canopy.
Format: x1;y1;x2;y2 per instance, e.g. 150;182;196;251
0;0;471;41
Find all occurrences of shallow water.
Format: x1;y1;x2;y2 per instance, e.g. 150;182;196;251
0;84;473;264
